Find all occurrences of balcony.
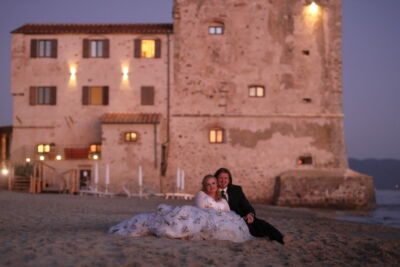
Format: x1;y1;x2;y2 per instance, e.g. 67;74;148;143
14;144;101;163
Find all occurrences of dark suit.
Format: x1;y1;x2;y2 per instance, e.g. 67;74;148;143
226;184;284;244
226;184;255;218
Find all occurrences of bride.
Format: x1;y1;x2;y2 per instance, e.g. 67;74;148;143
108;175;254;242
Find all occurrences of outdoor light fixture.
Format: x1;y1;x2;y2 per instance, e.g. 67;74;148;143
56;155;62;160
26;157;31;163
310;2;319;14
92;154;99;160
70;66;77;80
1;168;9;176
306;1;320;15
39;155;45;161
122;66;129;80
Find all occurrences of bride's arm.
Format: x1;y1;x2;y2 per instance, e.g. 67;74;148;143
194;191;211;209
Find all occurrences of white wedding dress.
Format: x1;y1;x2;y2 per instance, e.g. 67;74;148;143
108;191;254;242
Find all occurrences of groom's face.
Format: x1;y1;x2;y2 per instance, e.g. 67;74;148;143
217;173;229;189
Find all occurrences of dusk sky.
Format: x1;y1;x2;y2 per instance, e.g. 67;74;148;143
0;0;399;160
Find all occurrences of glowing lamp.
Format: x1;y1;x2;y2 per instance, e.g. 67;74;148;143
307;2;319;15
26;157;31;163
93;154;99;160
122;66;129;80
39;155;45;161
70;66;77;80
1;168;9;176
56;155;62;160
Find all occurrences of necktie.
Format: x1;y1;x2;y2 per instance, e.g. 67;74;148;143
221;190;227;201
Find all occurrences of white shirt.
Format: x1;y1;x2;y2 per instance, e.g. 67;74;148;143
219;188;229;202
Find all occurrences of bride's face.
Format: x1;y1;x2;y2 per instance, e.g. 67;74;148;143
205;177;218;194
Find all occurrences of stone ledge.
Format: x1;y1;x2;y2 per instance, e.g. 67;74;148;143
273;169;375;210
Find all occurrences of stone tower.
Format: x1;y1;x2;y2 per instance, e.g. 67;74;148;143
167;0;374;208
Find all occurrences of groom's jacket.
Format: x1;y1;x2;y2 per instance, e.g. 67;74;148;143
227;184;285;244
227;184;255;218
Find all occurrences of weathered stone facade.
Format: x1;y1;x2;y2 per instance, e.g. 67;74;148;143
9;0;375;209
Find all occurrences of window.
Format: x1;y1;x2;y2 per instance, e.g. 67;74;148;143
30;39;57;58
134;39;161;58
209;128;224;144
82;86;109;105
249;86;265;97
37;144;51;153
90;144;101;153
141;86;155;105
297;156;313;165
124;132;138;142
29;87;57;105
209;23;224;35
83;39;109;58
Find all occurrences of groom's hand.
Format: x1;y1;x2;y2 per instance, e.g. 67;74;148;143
244;213;254;224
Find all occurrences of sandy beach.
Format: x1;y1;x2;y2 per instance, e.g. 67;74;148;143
1;190;399;266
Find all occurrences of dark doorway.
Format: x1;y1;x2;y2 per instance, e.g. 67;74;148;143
79;169;91;189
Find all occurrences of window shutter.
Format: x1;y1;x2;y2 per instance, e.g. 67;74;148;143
155;39;161;58
102;86;109;105
103;39;110;58
134;39;141;58
141;86;155;105
83;39;89;58
50;87;57;105
82;86;89;105
30;39;37;58
51;39;58;58
29;87;37;105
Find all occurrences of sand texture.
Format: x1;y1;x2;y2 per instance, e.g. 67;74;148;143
0;190;399;266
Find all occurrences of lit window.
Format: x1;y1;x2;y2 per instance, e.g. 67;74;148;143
37;144;51;153
134;39;161;58
297;156;313;165
82;86;109;105
249;86;265;97
209;128;224;144
141;40;155;58
209;23;224;35
90;144;101;153
124;132;138;142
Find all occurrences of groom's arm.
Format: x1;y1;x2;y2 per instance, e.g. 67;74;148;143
236;186;256;221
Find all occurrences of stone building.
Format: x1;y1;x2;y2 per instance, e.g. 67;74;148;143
9;0;374;208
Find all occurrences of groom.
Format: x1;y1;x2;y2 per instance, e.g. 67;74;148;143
215;168;284;245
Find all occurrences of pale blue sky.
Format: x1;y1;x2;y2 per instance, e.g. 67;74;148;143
0;0;399;160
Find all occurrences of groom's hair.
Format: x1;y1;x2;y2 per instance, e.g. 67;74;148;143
214;168;233;185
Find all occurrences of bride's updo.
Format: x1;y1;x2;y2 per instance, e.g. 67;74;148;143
201;174;222;201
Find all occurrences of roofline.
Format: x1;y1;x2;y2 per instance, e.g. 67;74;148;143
102;121;160;125
11;23;174;35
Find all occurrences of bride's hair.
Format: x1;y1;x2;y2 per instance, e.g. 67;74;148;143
201;174;222;201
